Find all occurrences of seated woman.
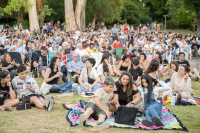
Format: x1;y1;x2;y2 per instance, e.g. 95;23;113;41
144;39;154;55
139;53;149;73
120;49;128;60
61;49;71;65
97;53;113;83
165;61;179;83
72;58;102;93
0;71;19;111
155;52;168;75
86;43;98;56
163;66;196;104
145;59;160;83
114;54;131;76
44;56;75;93
53;52;68;83
2;53;20;81
138;74;170;127
111;71;141;110
30;43;39;57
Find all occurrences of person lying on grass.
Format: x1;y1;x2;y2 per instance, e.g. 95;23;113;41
79;76;116;130
12;65;54;111
0;70;19;111
138;74;170;127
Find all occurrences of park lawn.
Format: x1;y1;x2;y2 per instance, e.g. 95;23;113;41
0;74;200;133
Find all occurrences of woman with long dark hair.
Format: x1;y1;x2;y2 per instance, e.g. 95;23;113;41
112;71;141;109
97;53;113;83
145;59;160;83
138;74;170;127
139;53;149;72
44;56;75;93
114;54;131;76
0;70;19;111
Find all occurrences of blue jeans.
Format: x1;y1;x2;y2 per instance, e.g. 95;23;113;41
143;103;162;122
51;81;74;92
145;50;150;55
72;83;102;93
173;49;177;59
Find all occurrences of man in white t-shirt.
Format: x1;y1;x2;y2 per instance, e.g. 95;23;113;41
75;43;89;63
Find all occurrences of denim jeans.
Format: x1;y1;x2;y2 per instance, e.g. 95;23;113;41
72;83;102;93
145;50;150;55
51;81;74;93
173;49;177;59
143;102;162;122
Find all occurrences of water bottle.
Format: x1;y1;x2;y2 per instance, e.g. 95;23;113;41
77;85;81;95
0;93;4;105
171;93;176;105
130;102;135;107
176;93;182;105
39;56;43;67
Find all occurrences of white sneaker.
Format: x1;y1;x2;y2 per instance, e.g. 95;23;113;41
188;99;196;105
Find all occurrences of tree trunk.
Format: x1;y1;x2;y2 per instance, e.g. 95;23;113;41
28;0;40;31
36;0;43;28
91;14;96;28
64;0;76;32
197;14;200;36
80;0;87;31
75;0;86;31
17;8;24;25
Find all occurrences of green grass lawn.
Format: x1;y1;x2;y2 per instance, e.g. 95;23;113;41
0;74;200;133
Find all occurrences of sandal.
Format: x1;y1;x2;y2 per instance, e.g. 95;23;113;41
4;106;11;111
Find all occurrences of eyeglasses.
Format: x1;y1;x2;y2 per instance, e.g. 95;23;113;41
73;56;78;58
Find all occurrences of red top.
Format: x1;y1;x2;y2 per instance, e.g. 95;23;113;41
124;27;128;31
113;43;123;50
24;35;30;40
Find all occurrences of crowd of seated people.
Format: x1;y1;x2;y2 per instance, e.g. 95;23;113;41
0;23;199;129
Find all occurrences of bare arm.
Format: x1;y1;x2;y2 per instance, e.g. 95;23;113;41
78;77;87;88
116;61;122;71
90;76;99;88
44;68;58;83
95;96;107;113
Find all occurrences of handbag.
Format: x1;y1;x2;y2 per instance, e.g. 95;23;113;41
87;69;95;85
16;95;31;110
115;105;138;125
40;81;52;95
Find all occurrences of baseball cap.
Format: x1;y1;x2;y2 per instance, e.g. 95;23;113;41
132;59;139;65
40;46;47;50
129;53;136;57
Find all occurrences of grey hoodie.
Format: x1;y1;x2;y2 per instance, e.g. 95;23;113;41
12;75;40;99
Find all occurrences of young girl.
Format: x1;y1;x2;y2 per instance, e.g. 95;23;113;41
44;56;76;93
0;70;19;111
138;74;170;127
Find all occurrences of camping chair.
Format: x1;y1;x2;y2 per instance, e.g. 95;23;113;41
30;51;41;78
7;52;22;65
47;53;55;64
115;47;124;57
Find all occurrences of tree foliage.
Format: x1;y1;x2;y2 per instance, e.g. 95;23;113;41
4;0;33;15
0;7;4;19
37;5;52;20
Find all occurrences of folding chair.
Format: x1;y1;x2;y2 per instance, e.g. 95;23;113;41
7;52;22;65
47;53;55;64
31;51;41;78
115;47;124;57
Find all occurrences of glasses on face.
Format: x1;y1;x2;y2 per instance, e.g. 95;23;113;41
73;56;78;58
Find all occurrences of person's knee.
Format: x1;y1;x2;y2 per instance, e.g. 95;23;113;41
13;99;20;104
30;96;37;102
98;114;106;119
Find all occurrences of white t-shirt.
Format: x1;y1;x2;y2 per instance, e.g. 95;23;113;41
144;43;154;50
97;63;111;81
80;68;98;86
75;48;89;57
155;44;166;52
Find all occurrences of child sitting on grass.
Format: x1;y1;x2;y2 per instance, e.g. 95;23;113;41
79;76;116;130
12;65;54;111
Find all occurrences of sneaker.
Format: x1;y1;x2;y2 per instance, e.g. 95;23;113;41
188;98;196;105
151;116;164;127
43;92;51;109
142;120;154;127
93;122;110;129
47;98;54;111
79;114;87;127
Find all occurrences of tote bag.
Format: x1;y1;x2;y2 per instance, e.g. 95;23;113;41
115;106;138;125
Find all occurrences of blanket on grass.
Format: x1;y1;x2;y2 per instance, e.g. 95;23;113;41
63;103;188;131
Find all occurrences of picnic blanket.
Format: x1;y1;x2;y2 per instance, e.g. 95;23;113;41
63;103;188;131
